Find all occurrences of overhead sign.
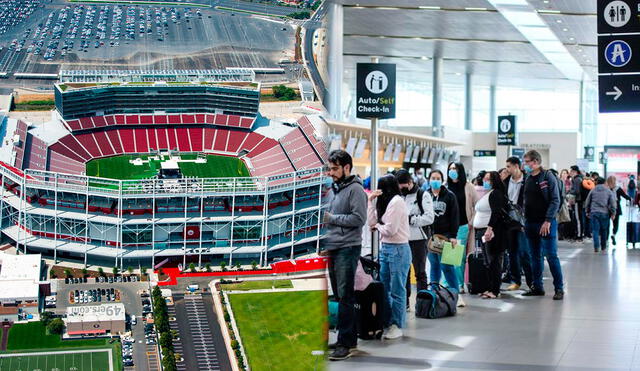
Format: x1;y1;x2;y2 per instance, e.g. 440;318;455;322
474;150;497;157
356;63;396;119
598;0;640;34
511;148;525;162
497;115;517;146
585;146;596;161
598;1;640;112
599;151;609;164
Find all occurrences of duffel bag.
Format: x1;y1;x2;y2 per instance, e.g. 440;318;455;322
415;283;458;319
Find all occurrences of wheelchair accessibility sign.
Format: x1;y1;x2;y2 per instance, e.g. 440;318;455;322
605;40;632;67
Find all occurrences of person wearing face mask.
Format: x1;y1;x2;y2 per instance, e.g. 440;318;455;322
413;169;427;188
322;150;368;361
427;170;460;294
446;162;478;297
473;171;509;298
522;150;564;301
367;174;411;340
395;169;435;310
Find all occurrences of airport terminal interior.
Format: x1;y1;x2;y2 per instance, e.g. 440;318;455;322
325;1;640;370
1;0;640;370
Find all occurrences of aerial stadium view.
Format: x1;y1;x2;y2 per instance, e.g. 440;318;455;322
0;0;329;370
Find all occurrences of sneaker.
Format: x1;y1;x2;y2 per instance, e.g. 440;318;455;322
329;346;353;361
382;324;403;340
612;236;617;246
522;289;545;297
506;283;521;291
553;290;564;300
602;248;607;253
328;342;356;351
457;295;466;307
594;248;599;253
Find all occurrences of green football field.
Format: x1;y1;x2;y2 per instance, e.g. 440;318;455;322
0;349;111;371
85;153;250;180
228;290;326;371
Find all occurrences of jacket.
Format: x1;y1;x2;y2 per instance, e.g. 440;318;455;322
428;186;459;239
503;174;526;207
401;185;435;241
367;195;410;244
585;184;616;217
323;175;368;250
570;174;584;202
524;169;561;222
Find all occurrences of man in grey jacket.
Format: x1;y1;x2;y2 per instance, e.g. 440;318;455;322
585;177;617;253
322;150;367;361
395;169;434;309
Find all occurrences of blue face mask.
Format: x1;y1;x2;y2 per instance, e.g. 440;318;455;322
430;180;442;190
483;181;492;190
323;176;334;188
448;169;458;181
524;165;533;174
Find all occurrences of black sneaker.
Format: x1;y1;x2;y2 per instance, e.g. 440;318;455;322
553;290;564;300
612;236;617;246
328;342;356;351
522;289;545;296
329;346;353;361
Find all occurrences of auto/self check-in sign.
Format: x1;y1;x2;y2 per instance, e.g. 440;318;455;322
356;63;396;119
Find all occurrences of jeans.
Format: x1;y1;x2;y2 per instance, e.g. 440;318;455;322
591;212;611;251
405;239;428;305
455;224;469;289
507;229;533;288
328;245;361;347
525;220;564;292
379;242;411;329
428;251;459;293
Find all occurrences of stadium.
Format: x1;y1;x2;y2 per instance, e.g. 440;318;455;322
0;78;327;269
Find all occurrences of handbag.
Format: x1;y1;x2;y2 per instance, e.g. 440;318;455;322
557;200;571;223
501;200;525;231
427;234;449;254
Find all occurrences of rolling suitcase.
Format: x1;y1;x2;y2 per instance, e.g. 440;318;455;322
355;281;384;340
467;237;490;294
627;222;640;248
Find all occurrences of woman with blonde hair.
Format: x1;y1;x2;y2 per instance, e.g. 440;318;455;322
606;175;631;246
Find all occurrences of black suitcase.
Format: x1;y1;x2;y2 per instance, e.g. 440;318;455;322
467;252;490;295
355;281;384;340
627;222;640;245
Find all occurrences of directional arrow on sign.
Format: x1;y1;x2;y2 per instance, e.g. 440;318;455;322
606;86;623;101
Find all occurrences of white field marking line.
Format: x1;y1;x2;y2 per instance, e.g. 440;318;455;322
0;348;114;371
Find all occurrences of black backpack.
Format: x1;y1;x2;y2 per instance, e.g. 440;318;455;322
416;189;433;239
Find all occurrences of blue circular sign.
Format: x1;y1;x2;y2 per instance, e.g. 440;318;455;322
605;40;632;67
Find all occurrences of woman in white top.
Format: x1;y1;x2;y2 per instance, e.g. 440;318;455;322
472;171;509;299
367;174;410;340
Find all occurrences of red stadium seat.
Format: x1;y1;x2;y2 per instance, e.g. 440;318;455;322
205;114;215;124
147;128;158;151
204;128;215;150
93;116;108;128
240;117;254;128
181;114;196;124
106;130;124;154
154;115;168;125
114;115;126;125
140;115;154;124
167;128;178;150
119;129;135;153
125;115;140;125
134;128;148;153
66;119;82;131
279;128;322;170
168;115;181;125
247;137;278;158
105;115;116;126
195;114;206;124
213;128;229;152
79;117;93;130
176;128;191;152
214;114;228;126
227;115;241;127
156;128;169;150
94;132;115;156
49;142;85;162
59;135;92;161
190;128;204;152
239;133;263;152
226;131;248;153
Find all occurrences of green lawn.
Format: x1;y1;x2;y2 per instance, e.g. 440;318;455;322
6;322;106;351
86;154;250;180
229;291;326;371
221;280;293;291
0;349;111;371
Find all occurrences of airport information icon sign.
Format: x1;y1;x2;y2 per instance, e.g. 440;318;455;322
497;115;517;146
598;0;640;112
356;63;396;119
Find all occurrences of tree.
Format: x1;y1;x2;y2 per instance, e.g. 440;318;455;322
235;263;242;271
205;263;211;272
251;260;258;271
170;329;178;339
49;270;56;279
40;311;54;325
47;318;65;335
98;267;104;277
161;350;177;371
127;266;134;275
287;11;311;19
189;263;196;273
81;268;88;277
160;331;174;351
112;266;119;277
220;261;227;272
64;269;73;278
272;85;297;101
141;266;148;276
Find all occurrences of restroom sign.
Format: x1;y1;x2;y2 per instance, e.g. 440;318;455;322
598;0;640;34
356;63;396;119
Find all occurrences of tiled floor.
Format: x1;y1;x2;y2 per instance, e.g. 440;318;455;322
329;222;640;370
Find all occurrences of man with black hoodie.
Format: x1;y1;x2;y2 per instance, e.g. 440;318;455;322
522;150;564;300
323;150;368;361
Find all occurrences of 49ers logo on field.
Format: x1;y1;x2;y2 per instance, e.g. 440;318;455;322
183;226;200;239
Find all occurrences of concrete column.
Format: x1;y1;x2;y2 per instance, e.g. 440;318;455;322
327;1;343;120
465;72;473;131
489;85;497;132
432;57;443;137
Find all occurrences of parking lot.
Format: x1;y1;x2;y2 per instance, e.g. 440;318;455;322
54;278;152;371
172;292;231;371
